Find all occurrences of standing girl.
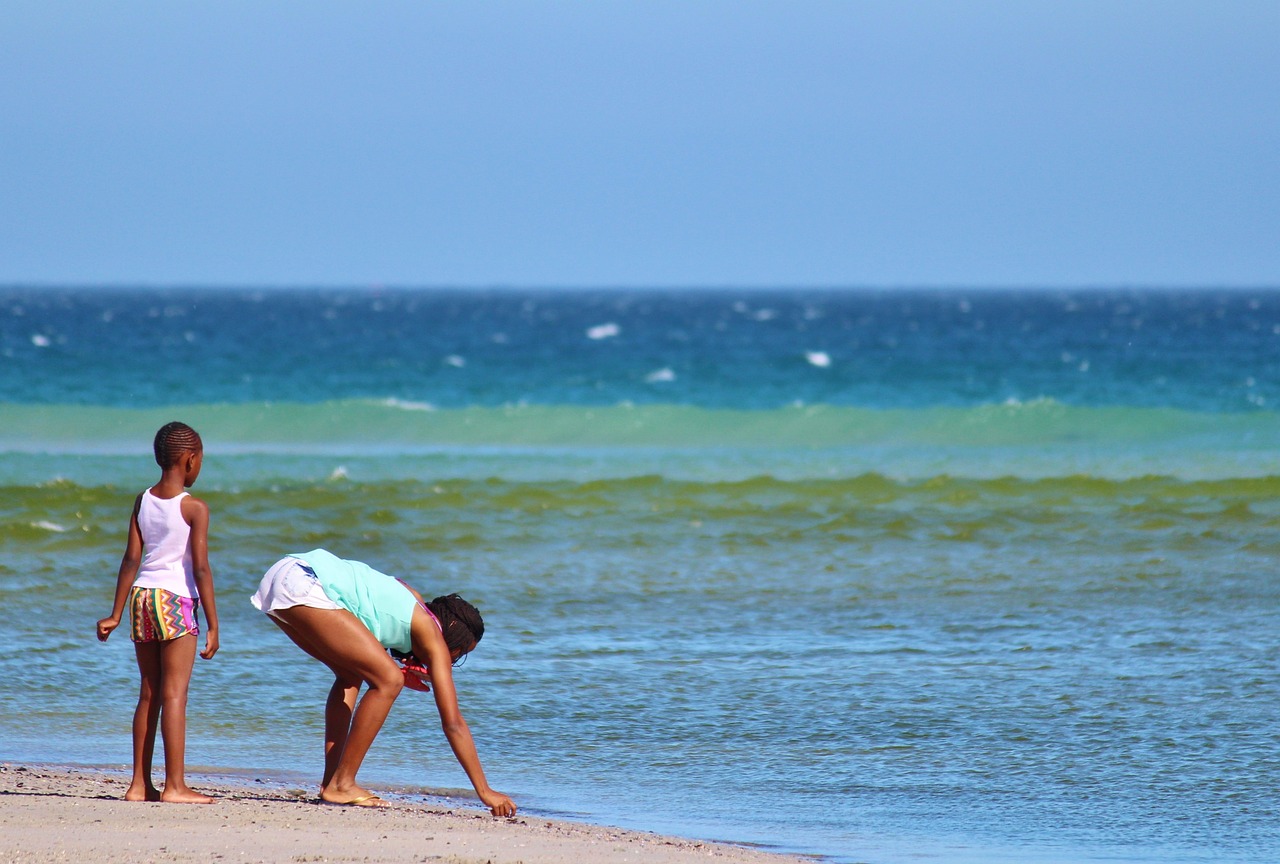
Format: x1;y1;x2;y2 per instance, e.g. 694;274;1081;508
97;421;220;803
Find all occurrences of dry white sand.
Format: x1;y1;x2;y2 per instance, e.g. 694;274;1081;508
0;763;818;864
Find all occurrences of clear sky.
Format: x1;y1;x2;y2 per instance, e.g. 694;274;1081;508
2;1;1277;288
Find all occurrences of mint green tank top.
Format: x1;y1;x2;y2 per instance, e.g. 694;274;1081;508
289;549;417;652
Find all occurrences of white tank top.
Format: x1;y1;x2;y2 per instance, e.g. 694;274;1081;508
132;489;197;598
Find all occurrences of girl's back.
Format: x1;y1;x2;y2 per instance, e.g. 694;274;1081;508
132;489;196;598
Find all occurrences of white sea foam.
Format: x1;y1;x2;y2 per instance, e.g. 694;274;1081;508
30;334;50;348
805;350;831;368
31;520;68;532
587;322;620;340
645;367;676;383
444;354;466;367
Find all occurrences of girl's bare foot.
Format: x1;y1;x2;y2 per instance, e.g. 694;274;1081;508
160;785;214;804
320;784;390;808
124;783;161;802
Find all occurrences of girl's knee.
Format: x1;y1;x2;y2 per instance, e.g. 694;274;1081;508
369;668;404;697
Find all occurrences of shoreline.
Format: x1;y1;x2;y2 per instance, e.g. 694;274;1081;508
0;762;821;864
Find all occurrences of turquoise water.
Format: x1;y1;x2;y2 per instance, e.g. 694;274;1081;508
2;288;1279;863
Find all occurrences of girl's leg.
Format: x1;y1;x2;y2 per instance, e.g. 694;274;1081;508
156;634;212;804
269;615;361;789
128;642;162;802
271;605;403;805
322;678;361;789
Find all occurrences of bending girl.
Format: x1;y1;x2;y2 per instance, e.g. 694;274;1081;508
250;549;515;816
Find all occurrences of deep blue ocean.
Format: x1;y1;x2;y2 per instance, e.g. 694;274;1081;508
1;287;1278;863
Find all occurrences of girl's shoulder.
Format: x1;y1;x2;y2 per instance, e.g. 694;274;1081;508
172;493;209;531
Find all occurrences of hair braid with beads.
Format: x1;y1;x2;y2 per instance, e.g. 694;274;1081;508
153;421;203;468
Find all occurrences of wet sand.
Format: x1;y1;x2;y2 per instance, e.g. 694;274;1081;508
0;763;817;864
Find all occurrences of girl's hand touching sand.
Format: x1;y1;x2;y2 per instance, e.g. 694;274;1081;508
480;788;517;818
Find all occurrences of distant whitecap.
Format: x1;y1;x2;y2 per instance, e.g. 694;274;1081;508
379;398;435;412
587;322;620;340
31;334;51;348
328;466;349;481
805;351;831;368
444;354;466;367
645;367;676;383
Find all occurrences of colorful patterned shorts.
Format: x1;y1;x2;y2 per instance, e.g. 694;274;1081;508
129;586;200;642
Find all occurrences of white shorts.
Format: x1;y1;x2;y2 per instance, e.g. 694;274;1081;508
250;556;343;617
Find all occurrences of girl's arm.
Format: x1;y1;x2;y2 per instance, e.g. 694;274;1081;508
184;496;219;660
97;495;144;641
410;609;516;817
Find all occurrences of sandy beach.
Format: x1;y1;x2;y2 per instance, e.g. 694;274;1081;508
0;763;816;864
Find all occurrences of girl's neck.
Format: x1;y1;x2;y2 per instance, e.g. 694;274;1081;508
150;467;189;499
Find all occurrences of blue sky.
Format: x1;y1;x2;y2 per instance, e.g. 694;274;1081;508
2;2;1277;288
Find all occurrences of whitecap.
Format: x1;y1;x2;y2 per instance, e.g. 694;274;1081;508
587;322;620;340
31;520;68;532
805;351;831;368
31;334;51;348
645;367;676;383
753;308;777;321
379;398;435;412
444;354;466;368
328;466;349;481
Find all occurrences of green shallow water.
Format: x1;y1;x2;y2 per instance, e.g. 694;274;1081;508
4;398;1280;450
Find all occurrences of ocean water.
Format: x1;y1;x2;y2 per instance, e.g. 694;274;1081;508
1;287;1278;864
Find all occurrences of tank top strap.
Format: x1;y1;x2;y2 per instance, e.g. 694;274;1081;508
397;578;444;633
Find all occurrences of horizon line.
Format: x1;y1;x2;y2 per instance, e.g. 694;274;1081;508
3;281;1279;293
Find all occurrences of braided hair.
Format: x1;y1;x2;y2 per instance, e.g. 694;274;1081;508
427;593;485;658
153;421;202;468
